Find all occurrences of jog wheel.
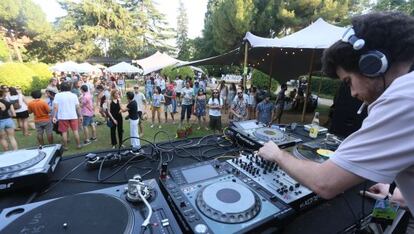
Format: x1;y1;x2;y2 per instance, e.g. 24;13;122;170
196;181;261;223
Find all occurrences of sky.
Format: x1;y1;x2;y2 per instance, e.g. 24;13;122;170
32;0;208;39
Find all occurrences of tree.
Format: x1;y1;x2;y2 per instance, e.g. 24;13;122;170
372;0;414;15
211;0;255;53
0;37;10;61
0;0;51;62
176;0;191;60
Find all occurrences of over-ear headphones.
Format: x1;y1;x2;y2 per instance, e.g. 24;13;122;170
341;27;389;77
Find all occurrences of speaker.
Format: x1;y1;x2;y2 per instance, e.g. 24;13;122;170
329;82;367;138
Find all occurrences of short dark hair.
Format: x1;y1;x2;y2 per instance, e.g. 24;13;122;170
60;82;71;92
126;91;134;101
9;87;18;95
80;85;88;92
96;85;104;90
322;12;414;78
31;90;42;99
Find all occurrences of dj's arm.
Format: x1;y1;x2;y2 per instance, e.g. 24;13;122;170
258;141;364;199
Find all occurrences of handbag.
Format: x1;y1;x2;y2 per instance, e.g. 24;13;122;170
106;119;114;128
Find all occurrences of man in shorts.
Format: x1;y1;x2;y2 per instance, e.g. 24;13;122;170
27;90;53;145
52;82;83;150
133;85;147;136
80;85;97;145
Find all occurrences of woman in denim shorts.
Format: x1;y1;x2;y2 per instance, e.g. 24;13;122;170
0;89;18;151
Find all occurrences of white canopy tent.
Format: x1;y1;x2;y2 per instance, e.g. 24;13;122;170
243;31;280;48
106;62;142;73
77;62;101;73
134;51;184;75
50;61;79;72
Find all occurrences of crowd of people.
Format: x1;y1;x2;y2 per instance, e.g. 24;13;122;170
1;71;303;152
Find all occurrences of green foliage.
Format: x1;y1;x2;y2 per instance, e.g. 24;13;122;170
310;76;341;97
0;0;51;37
25;62;52;92
160;66;194;80
176;0;190;60
0;62;53;94
0;62;35;93
0;38;10;61
251;69;278;92
372;0;414;15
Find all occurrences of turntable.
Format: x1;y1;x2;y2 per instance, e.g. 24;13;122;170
227;120;302;150
293;133;342;163
0;178;182;234
0;145;62;192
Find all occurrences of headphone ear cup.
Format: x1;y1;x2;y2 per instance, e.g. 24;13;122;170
359;51;388;77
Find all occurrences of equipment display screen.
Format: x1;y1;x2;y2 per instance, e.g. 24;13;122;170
182;164;218;183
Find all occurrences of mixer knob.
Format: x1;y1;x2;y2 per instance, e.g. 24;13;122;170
263;170;267;174
289;186;294;191
295;183;300;188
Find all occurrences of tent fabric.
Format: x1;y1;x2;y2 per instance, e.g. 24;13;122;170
50;61;79;72
106;62;142;73
243;32;280;48
276;18;347;49
134;51;184;75
178;18;346;83
77;62;101;73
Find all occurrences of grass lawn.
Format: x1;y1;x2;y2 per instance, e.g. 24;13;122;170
14;119;214;157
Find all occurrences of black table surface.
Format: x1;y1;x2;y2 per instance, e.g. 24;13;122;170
0;136;373;234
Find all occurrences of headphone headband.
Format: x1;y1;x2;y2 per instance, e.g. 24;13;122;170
342;27;365;50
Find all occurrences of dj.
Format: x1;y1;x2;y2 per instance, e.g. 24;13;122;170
259;12;414;215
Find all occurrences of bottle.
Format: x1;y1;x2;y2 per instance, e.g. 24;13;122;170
309;112;320;138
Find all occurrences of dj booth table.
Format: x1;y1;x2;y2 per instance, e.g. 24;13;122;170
0;135;373;234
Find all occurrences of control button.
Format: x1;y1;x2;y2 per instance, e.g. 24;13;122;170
180;202;187;208
194;223;208;233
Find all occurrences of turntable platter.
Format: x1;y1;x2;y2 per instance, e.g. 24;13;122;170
254;128;286;142
196;181;261;223
2;193;133;234
0;150;45;174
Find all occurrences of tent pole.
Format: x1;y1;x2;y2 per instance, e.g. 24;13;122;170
267;48;275;93
243;43;249;90
301;49;316;122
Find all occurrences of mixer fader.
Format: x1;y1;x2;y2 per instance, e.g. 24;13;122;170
226;151;320;210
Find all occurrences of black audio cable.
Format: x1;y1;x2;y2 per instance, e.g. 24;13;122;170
40;159;88;196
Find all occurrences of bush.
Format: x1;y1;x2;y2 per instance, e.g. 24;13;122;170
0;38;10;61
25;62;52;93
310;76;341;97
161;66;194;80
251;69;278;92
0;63;35;93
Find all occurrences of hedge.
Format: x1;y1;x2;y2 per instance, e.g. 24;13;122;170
251;69;278;92
0;62;52;95
25;62;53;93
309;76;341;97
161;66;195;80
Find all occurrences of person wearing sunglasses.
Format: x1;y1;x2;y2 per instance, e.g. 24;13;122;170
230;89;248;122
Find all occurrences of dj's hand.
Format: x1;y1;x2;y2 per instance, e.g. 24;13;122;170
366;183;390;199
258;141;282;163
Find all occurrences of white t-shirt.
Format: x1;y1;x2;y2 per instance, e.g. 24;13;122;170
208;98;223;116
175;79;184;93
330;71;414;214
181;87;194;105
9;94;28;113
133;92;146;112
53;91;79;120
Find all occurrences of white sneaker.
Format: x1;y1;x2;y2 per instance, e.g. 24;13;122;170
150;125;154;128
158;125;162;129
